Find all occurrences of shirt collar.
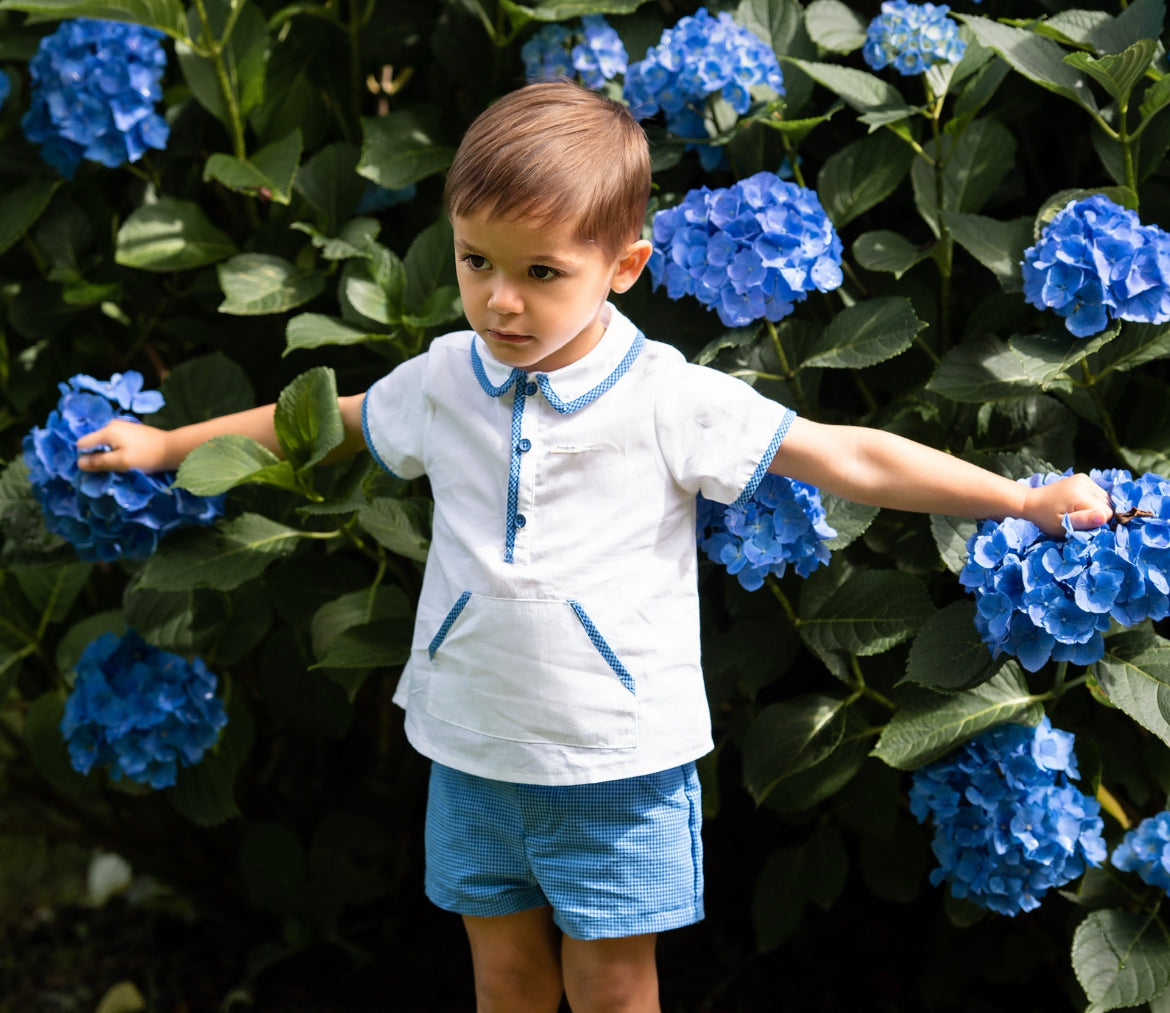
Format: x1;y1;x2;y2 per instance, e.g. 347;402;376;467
470;303;644;414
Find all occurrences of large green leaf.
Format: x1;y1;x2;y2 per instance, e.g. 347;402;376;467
752;826;848;952
742;693;850;801
285;313;382;354
25;692;93;797
139;514;305;591
959;15;1098;113
115;198;238;272
217;253;324;315
872;665;1042;770
274;366;344;472
760;708;871;811
203;129;302;204
175;435;300;497
309;586;411;662
167;694;254;826
799;570;934;659
295;143;367;235
358;108;457;190
803;0;866;53
1064;38;1159;106
357;499;430;562
782;57;914;119
904;600;1007;693
911;118;1016;237
1072;910;1170;1013
501;0;648;20
174;0;268;123
820;494;879;551
817;130;915;229
149;352;255;430
0;180;61;258
404;217;457;314
1094;640;1170;747
852;231;933;278
0;0;185;36
801;297;924;369
940;211;1033;292
1089;321;1170;378
314;619;413;697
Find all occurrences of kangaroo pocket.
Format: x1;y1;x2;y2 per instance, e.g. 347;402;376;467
423;593;637;749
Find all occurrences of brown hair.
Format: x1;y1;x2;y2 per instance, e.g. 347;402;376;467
443;81;651;258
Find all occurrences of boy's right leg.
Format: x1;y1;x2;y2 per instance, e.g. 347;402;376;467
463;907;564;1013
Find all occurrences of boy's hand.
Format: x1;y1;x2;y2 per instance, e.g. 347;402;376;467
76;420;172;474
1020;473;1113;536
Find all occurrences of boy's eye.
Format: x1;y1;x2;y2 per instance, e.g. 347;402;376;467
463;254;489;271
529;264;560;282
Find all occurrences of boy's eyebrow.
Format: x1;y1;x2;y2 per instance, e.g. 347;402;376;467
452;234;582;269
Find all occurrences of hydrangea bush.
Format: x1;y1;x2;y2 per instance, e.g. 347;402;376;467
23;372;224;561
910;718;1107;915
960;469;1170;671
2;0;1170;1007
1021;194;1170;337
649;171;843;326
21;18;169;178
61;630;227;789
697;473;836;590
1111;811;1170;893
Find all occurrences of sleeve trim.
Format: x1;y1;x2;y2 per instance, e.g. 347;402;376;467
731;408;797;508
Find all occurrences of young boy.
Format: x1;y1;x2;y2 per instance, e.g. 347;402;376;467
78;82;1112;1013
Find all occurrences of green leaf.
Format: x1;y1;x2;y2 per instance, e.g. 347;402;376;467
820;494;879;551
340;254;406;327
804;0;866;53
285;313;381;354
0;180;61;258
752;826;848;951
1063;39;1159;106
25;692;92;797
167;695;254;826
1090;320;1170;378
309;586;411;661
203;129;302;204
799;570;934;658
174;0;269;123
358;108;457;190
1094;640;1170;747
801;296;924;369
0;0;185;36
959;15;1098;113
115;198;238;272
314;618;413;696
503;0;648;20
940;211;1034;292
175;435;301;496
404;217;457;314
742;693;850;801
761;709;871;811
295;143;367;235
357;499;430;562
1085;0;1167;57
817;130;915;229
293;217;381;261
139;514;304;591
217;253;324;315
782;57;914;119
1072;910;1170;1013
1139;74;1170;122
872;665;1043;770
852;230;933;278
275;367;344;472
904;600;1007;692
149;352;255;430
911;118;1017;237
931;513;977;575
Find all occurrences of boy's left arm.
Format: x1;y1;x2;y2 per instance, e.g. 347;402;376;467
769;417;1112;537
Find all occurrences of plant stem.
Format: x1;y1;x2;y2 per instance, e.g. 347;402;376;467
927;80;953;348
192;0;248;159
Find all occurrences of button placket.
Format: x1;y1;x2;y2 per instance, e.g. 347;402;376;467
504;372;533;562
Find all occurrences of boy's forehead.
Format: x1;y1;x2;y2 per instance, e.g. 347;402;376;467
452;210;599;259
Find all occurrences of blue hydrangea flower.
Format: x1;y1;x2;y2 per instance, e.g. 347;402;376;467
60;630;228;790
1111;811;1170;893
1022;195;1170;337
960;469;1170;672
23;371;224;562
650;172;843;327
355;182;417;214
521;15;627;90
624;7;784;169
910;717;1107;916
21;18;170;179
0;68;11;112
862;1;967;76
697;473;836;590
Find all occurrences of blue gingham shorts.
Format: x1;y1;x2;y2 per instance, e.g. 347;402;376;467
424;761;705;940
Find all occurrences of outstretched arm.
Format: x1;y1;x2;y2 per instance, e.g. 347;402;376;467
76;394;367;473
770;417;1113;537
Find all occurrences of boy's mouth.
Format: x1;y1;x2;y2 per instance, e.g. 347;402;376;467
487;329;532;345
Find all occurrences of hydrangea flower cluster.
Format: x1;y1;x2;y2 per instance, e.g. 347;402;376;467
1022;194;1170;337
23;371;224;562
521;15;627;90
0;68;11;112
61;630;227;790
696;473;836;590
862;1;967;76
649;172;843;327
21;18;170;179
624;7;784;169
1111;811;1170;893
960;469;1170;672
910;717;1107;915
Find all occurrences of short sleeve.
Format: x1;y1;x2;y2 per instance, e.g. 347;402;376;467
654;360;795;506
362;354;430;479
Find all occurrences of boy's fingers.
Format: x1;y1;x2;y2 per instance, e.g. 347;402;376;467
1065;506;1110;531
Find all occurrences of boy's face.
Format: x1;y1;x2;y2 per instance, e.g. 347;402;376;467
451;209;650;373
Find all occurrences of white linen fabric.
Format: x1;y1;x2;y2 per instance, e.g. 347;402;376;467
363;304;795;784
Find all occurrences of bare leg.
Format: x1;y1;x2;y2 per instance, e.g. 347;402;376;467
462;907;564;1013
561;932;660;1013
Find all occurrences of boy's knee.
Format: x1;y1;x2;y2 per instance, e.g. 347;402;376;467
474;959;563;1013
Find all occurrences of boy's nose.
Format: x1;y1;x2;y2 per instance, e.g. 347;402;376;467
487;282;522;315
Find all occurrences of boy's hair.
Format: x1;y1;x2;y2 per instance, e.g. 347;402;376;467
443;81;651;258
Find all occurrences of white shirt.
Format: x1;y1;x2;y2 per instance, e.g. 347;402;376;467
362;304;795;784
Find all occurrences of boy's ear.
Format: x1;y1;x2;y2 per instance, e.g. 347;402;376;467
610;239;653;293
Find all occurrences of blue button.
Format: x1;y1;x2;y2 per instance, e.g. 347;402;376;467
514;514;527;528
524;382;538;396
517;438;532;452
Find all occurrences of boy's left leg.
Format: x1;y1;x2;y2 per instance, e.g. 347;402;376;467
561;932;660;1013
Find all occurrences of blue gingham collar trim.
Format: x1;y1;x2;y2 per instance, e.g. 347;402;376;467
470;303;644;414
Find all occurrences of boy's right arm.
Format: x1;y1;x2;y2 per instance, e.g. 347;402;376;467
76;393;366;473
